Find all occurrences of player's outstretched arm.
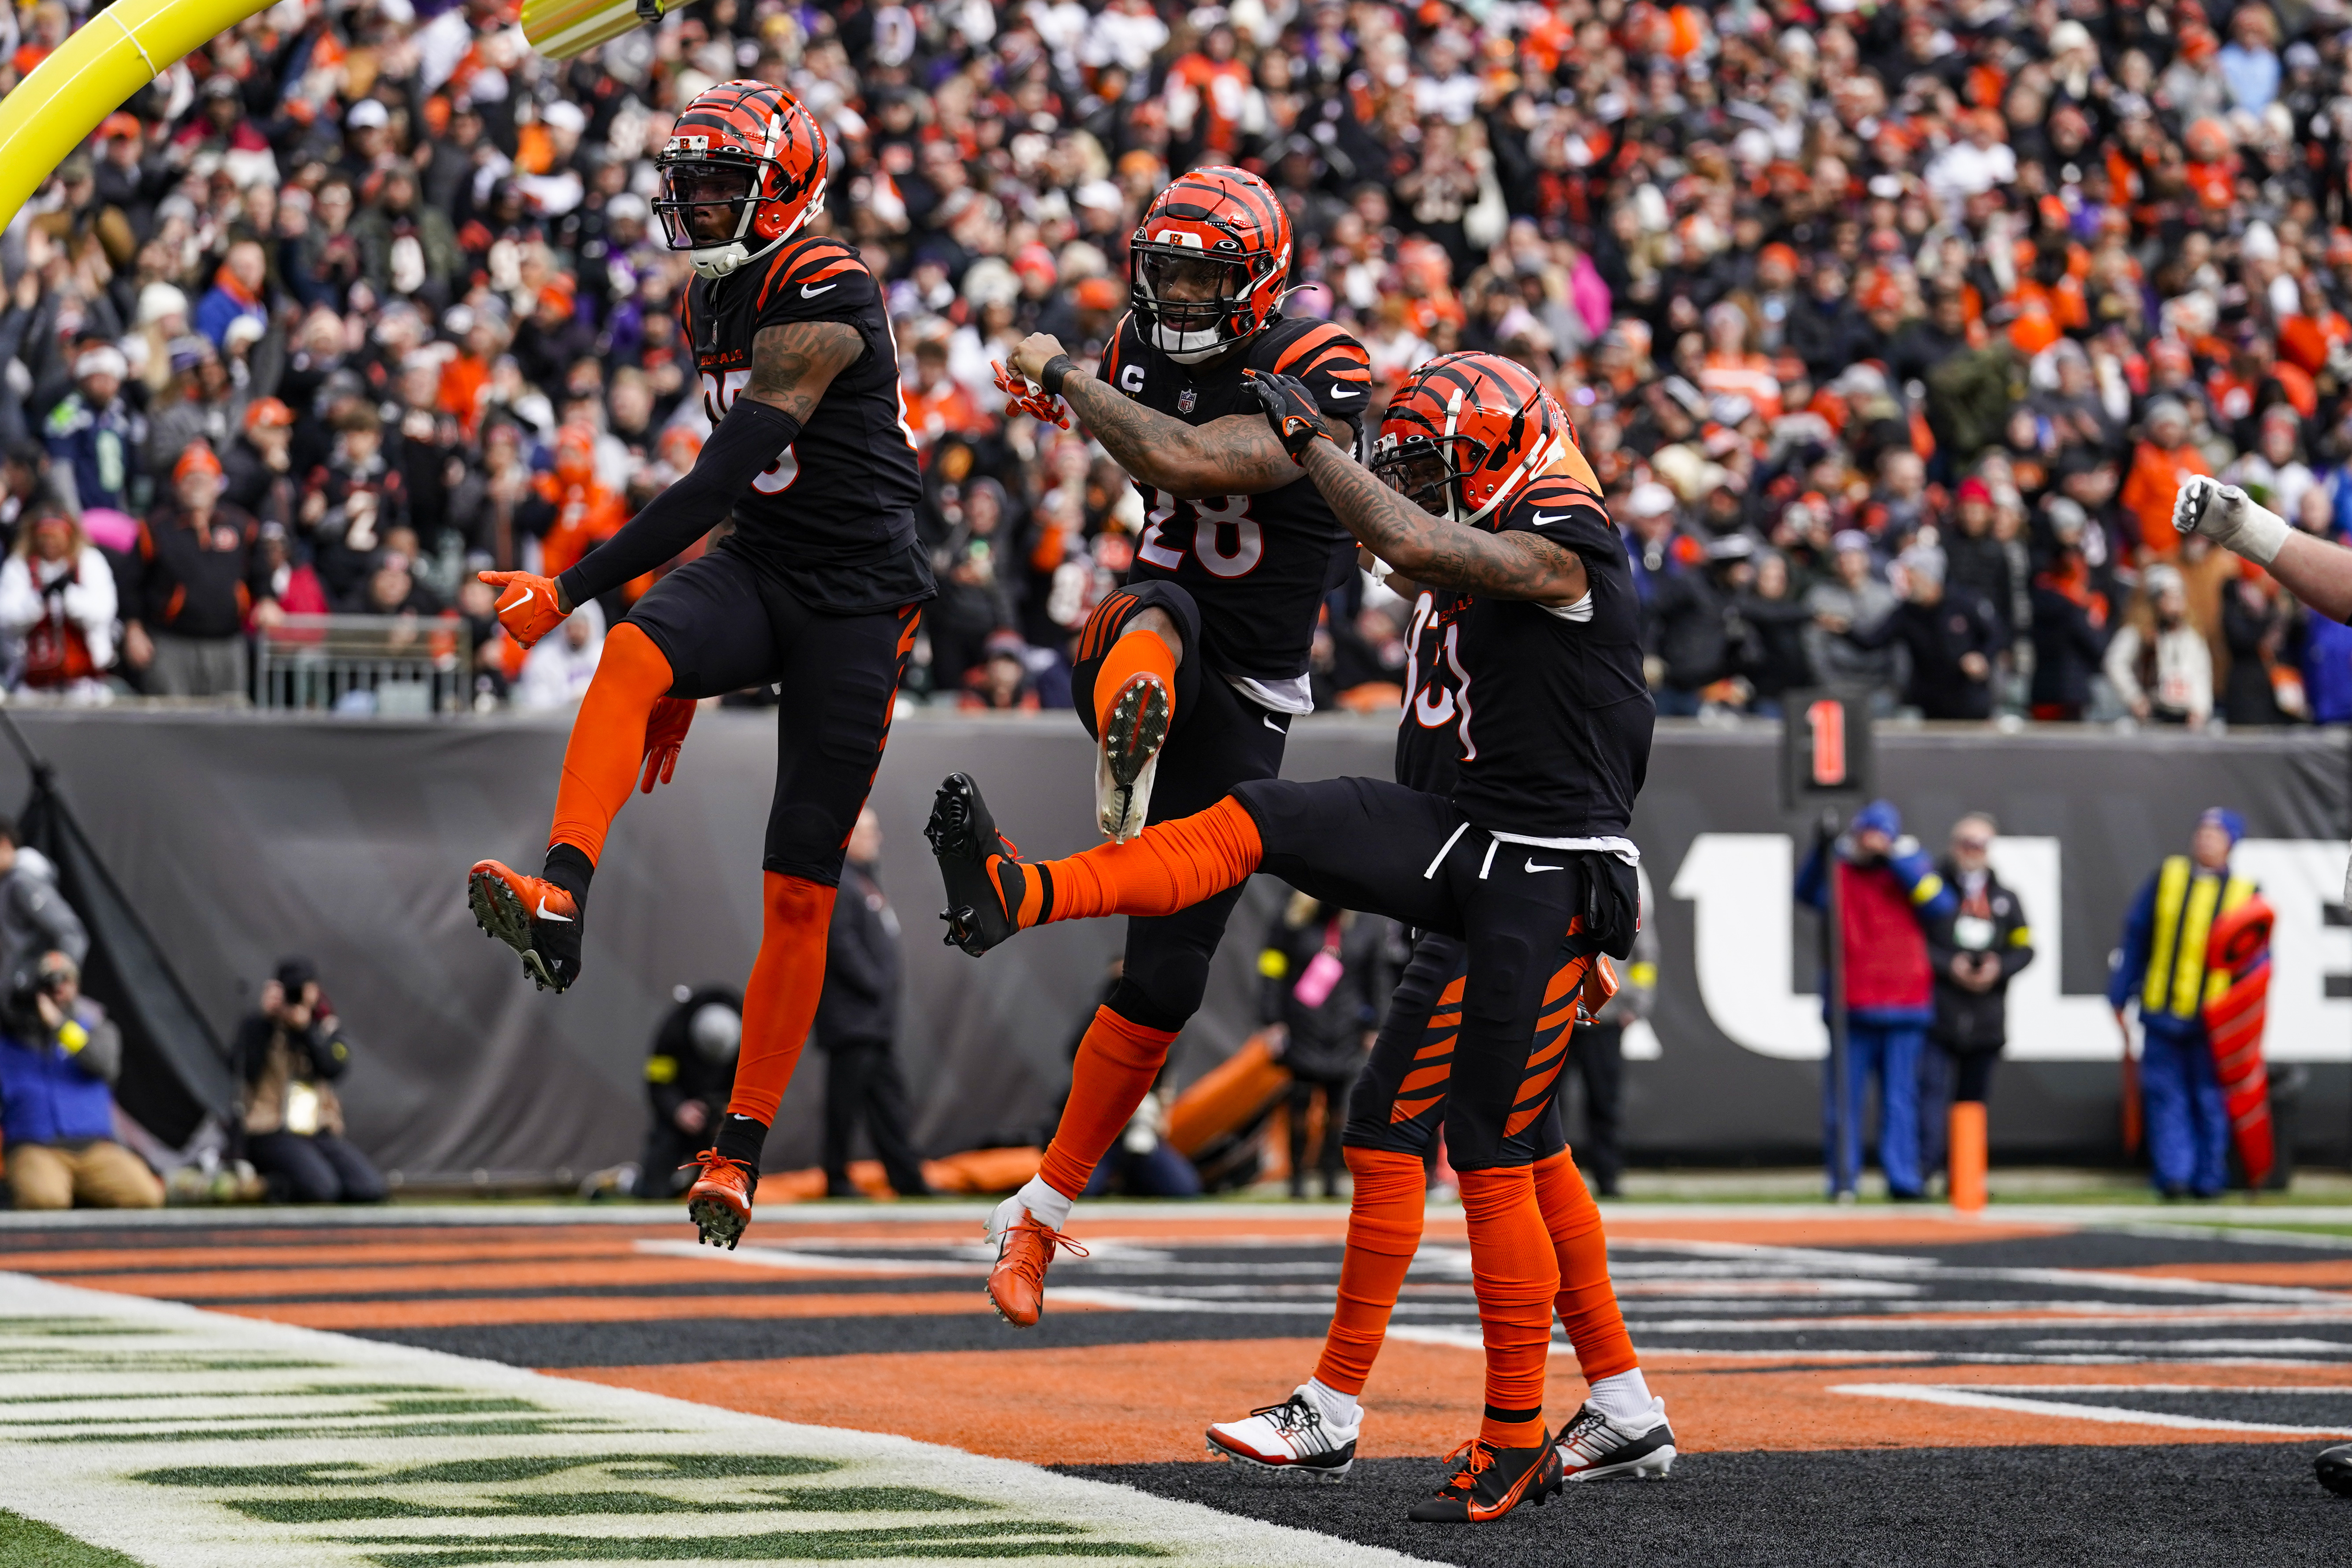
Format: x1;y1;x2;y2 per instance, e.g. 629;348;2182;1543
2177;475;2352;622
554;321;863;609
1248;371;1587;606
1008;334;1349;499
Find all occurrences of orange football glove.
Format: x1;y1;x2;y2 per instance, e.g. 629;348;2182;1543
639;697;695;793
478;570;567;648
993;360;1072;428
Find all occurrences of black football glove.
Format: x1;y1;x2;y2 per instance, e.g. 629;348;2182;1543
1243;370;1331;465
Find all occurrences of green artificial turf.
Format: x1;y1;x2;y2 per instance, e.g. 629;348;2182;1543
0;1508;145;1568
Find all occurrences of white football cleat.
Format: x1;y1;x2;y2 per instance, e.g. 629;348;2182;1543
1205;1387;1359;1482
1556;1397;1676;1482
1095;668;1170;842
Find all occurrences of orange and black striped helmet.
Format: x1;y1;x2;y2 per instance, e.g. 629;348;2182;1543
655;80;828;279
1372;353;1573;527
1129;167;1293;364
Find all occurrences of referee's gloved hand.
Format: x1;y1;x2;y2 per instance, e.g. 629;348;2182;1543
478;570;567;649
1244;370;1331;466
639;697;696;793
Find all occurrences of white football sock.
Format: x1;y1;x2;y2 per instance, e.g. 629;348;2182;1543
1015;1176;1074;1233
1303;1377;1361;1429
1586;1367;1655;1426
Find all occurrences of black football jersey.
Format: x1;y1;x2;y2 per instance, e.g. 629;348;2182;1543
1099;314;1369;687
683;235;933;611
1395;584;1468;797
1444;474;1654;839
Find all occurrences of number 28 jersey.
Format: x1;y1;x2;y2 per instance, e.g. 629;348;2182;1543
1395;474;1654;839
1098;313;1371;702
682;235;934;612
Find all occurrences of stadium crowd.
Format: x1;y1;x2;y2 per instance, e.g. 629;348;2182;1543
3;0;2352;723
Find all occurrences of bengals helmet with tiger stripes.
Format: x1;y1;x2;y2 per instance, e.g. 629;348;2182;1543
1130;167;1293;365
1371;353;1577;528
656;80;829;280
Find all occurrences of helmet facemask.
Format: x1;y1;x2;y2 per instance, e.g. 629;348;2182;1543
654;114;825;280
1372;433;1487;525
1131;242;1273;364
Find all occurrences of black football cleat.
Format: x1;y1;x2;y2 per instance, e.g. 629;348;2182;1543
1095;666;1170;842
2318;1442;2352;1497
468;860;583;993
927;773;1035;956
1407;1432;1562;1523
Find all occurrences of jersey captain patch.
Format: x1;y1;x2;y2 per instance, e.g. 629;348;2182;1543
1098;312;1372;685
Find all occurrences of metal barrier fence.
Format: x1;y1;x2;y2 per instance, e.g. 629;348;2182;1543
252;615;472;715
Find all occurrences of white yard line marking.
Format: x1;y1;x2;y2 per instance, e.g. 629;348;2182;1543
1828;1382;2352;1437
0;1273;1440;1568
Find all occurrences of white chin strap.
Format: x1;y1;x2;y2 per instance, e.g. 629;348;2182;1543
1152;323;1230;363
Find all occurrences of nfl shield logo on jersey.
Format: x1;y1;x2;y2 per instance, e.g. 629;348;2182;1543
1178;388;1197;413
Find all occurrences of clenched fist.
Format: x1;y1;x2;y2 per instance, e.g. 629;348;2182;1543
2175;476;2290;566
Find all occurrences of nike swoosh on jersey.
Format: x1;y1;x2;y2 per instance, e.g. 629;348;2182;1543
1531;513;1570;525
535;898;574;922
801;282;839;297
1323;386;1361;399
1524;860;1565;873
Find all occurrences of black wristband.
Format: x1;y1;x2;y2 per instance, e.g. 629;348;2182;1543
1040;354;1077;396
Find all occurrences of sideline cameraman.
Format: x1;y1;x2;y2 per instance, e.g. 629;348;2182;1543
0;816;87;991
0;951;161;1208
230;957;385;1203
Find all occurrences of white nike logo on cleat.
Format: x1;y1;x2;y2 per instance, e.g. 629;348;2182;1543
535;897;574;922
801;282;839;297
1525;860;1565;873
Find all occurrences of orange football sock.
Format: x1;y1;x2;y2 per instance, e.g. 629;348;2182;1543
1031;797;1262;924
1533;1148;1637;1382
723;872;839;1128
1311;1147;1428;1397
1458;1165;1559;1447
547;622;674;865
1094;625;1178;736
1036;1007;1181;1199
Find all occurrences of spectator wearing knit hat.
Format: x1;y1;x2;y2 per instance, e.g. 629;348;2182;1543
1837;545;2002;722
2106;563;2215;729
125;444;271;698
41;343;141;518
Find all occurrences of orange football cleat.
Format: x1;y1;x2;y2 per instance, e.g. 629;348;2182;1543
467;860;583;993
684;1150;757;1249
984;1206;1088;1326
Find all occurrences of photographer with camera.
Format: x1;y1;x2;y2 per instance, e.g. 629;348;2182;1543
0;950;161;1208
230;957;385;1203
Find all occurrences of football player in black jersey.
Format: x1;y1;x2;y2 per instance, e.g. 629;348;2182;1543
462;81;933;1251
927;352;1655;1523
976;167;1373;1326
1203;493;1674;1490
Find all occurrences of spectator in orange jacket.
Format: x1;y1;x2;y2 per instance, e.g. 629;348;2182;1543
533;426;625;581
2121;398;2210;558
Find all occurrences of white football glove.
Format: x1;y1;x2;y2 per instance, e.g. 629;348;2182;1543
2174;475;2290;566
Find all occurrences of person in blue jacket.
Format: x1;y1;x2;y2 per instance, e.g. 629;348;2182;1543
1797;799;1958;1199
0;951;161;1209
2108;808;2254;1199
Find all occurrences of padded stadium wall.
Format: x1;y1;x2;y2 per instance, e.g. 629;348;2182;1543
0;710;2345;1180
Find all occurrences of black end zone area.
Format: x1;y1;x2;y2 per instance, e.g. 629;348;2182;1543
1063;1445;2352;1568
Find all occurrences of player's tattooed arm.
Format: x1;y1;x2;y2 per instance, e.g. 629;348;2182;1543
1009;333;1348;498
744;320;866;421
1298;440;1590;606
